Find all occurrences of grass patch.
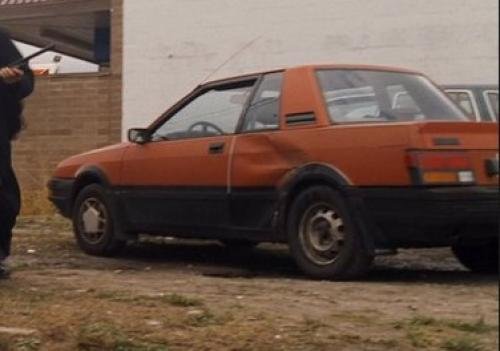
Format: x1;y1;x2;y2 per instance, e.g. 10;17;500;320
0;337;42;351
95;291;204;309
446;317;496;334
442;336;484;351
14;338;41;351
394;315;496;350
409;315;437;327
406;329;432;348
161;294;203;308
77;322;168;351
95;291;203;307
186;310;217;327
399;315;496;335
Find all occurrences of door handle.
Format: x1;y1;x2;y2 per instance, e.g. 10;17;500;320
208;142;225;154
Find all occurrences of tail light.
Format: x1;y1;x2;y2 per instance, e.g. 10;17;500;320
406;151;475;185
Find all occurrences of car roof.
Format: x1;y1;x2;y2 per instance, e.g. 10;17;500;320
200;64;424;87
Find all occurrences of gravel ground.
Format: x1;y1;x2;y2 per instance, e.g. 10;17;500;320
0;216;498;351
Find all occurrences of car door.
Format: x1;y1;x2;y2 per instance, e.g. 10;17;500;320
119;79;257;234
229;72;287;231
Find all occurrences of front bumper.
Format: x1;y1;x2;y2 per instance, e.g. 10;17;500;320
47;178;75;218
356;186;499;248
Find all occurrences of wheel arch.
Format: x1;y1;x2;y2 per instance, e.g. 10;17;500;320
275;163;377;255
277;163;352;231
71;166;111;205
70;166;133;241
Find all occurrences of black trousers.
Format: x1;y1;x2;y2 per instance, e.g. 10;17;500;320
0;142;20;261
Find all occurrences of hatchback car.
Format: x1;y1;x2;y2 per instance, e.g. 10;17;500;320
49;65;499;279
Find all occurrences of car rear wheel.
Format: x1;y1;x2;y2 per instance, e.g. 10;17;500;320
73;184;125;256
452;239;499;274
287;186;373;280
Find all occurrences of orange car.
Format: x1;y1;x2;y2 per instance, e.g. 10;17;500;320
48;64;499;279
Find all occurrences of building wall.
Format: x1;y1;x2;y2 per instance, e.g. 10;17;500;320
13;0;123;214
123;0;499;134
13;74;119;214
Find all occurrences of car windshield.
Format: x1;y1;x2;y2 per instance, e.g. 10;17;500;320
316;69;468;123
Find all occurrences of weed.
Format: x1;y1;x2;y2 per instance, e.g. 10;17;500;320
95;291;203;309
15;338;41;351
161;294;203;308
77;322;168;351
186;310;218;327
409;315;437;327
446;317;495;334
406;329;431;348
442;336;484;351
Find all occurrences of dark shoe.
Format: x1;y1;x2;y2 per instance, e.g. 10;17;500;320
0;262;10;279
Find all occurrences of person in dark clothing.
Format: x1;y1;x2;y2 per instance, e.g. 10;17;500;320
0;28;34;279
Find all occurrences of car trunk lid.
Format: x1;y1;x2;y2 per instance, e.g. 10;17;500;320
409;122;498;186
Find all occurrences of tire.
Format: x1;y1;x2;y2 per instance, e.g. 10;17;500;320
72;184;125;256
219;239;259;249
452;238;499;274
287;186;373;280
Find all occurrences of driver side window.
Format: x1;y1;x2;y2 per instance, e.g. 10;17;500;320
152;81;255;141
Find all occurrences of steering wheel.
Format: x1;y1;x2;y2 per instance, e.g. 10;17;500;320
187;121;225;135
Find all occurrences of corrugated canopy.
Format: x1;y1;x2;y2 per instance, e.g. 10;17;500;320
0;0;110;63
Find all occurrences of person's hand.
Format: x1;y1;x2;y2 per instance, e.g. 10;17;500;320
0;67;24;84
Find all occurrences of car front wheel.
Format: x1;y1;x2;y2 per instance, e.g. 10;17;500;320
287;186;373;280
72;184;125;256
452;239;499;274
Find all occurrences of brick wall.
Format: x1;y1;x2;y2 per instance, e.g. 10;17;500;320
12;0;123;215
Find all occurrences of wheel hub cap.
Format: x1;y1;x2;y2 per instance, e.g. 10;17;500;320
300;205;345;266
82;205;101;233
79;198;107;244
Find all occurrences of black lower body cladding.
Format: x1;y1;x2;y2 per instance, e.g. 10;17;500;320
48;178;75;218
357;186;499;248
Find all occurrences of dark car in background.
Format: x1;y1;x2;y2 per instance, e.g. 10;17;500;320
444;85;498;122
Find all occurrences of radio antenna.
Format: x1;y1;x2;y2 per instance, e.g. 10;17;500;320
201;35;262;83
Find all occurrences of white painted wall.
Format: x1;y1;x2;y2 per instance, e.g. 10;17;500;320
123;0;499;136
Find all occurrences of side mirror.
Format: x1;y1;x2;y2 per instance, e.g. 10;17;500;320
128;128;150;144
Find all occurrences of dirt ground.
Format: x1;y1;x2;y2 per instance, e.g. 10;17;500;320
0;216;498;351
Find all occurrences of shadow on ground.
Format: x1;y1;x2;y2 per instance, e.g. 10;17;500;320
109;239;498;285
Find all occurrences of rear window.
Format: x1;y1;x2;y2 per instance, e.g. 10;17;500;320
316;70;467;123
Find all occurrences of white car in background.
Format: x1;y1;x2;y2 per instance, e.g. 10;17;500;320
444;85;498;122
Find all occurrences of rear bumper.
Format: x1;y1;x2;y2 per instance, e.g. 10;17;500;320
356;186;499;248
47;178;75;218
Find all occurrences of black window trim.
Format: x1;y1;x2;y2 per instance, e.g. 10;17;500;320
286;112;317;126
